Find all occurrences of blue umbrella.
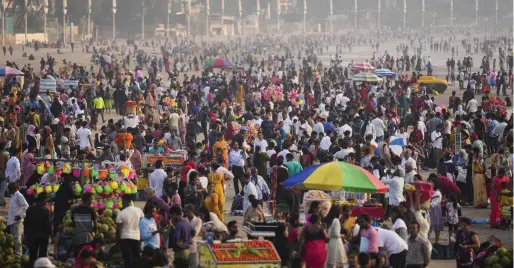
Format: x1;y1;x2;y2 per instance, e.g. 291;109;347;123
375;68;396;77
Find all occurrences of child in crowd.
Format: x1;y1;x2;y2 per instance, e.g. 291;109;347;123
446;193;460;241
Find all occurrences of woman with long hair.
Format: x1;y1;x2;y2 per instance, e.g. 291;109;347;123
21;145;36;186
300;213;328;268
472;147;488;208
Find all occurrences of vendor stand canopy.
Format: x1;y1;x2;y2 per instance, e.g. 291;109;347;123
205;58;233;68
284;161;387;193
352;72;383;83
374;68;396;77
352;62;375;72
0;66;24;76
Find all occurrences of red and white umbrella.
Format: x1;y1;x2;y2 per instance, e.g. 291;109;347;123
352;62;375;72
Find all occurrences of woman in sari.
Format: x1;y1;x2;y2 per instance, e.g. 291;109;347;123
212;134;229;169
472;147;488;208
270;156;289;215
41;127;54;158
340;205;359;250
490;168;509;228
25;125;37;150
206;164;225;221
21;145;36;186
204;182;222;221
300;213;327;268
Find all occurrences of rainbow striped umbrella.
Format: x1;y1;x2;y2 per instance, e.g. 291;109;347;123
283;161;387;193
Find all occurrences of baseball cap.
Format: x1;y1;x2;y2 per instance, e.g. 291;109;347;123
34;257;56;268
240;126;247;132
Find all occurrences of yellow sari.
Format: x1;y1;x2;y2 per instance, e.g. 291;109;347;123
212;140;229;169
204;193;223;221
207;172;225;221
341;217;357;239
472;159;488;207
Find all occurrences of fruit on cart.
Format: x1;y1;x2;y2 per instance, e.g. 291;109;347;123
210;241;280;262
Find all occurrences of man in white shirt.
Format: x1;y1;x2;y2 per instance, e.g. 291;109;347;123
76;121;92;150
7;182;28;256
313;118;324;135
401;150;417;171
5;148;20;183
254;133;268;152
250;168;270;201
169;111;180;132
466;97;478;113
149;160;167;197
116;194;144;267
251;115;263;126
229;142;245;195
184;204;203;267
371;115;386;142
319;134;332;151
241;174;257;211
431;125;443;169
376;227;409;267
493;119;508;142
300;119;313;137
381;170;405;206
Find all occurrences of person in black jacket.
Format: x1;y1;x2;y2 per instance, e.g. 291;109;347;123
25;192;52;267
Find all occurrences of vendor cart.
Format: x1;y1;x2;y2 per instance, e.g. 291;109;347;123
137;150;188;190
199;240;281;268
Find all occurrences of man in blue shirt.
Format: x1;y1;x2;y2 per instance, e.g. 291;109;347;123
169;205;193;262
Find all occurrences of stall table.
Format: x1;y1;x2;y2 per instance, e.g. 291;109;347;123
199;240;281;268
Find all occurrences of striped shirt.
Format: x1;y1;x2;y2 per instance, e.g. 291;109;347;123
405;235;430;266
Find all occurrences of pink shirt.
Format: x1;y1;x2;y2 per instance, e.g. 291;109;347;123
360;227;379;253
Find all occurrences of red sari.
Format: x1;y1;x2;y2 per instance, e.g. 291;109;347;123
490;175;508;227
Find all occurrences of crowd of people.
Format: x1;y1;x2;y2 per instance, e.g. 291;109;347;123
0;25;512;268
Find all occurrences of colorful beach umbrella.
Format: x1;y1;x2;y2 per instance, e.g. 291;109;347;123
283;161;387;193
352;62;375;72
0;66;24;77
205;58;233;68
374;68;396;77
352;72;383;83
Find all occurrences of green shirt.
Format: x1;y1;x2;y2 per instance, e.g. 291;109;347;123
284;161;303;178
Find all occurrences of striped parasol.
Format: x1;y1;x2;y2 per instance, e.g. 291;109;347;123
0;66;24;77
352;62;375;72
374;68;396;77
352;72;383;83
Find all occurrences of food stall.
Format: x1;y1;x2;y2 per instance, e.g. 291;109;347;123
199;240;281;268
137;151;188;191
